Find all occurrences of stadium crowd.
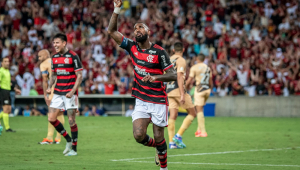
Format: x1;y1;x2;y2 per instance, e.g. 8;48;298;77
1;0;300;97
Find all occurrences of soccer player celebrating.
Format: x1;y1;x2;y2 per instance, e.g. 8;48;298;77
38;49;65;144
47;33;83;156
0;57;19;133
186;54;213;137
166;42;197;149
108;1;177;169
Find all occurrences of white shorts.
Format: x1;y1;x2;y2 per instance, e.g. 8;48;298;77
132;99;168;127
50;94;79;111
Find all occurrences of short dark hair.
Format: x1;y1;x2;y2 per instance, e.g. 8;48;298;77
53;33;67;42
1;57;9;62
198;53;205;61
173;42;183;52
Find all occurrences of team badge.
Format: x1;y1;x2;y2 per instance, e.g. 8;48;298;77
64;58;69;64
147;55;154;63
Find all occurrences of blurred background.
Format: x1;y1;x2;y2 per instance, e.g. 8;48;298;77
0;0;299;117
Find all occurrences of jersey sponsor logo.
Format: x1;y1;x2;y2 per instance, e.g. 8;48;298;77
137;60;145;64
134;65;149;76
54;54;60;57
161;55;168;66
56;69;70;75
147;55;154;63
58;64;64;67
65;54;71;57
149;50;156;54
64;58;70;64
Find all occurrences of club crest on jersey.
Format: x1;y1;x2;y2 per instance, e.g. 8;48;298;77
64;58;69;64
147;55;154;63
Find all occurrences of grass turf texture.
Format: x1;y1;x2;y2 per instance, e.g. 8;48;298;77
0;116;299;170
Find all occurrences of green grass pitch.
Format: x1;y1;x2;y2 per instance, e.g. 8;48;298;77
0;116;299;170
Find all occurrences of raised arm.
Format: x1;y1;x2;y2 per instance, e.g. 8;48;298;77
107;0;124;45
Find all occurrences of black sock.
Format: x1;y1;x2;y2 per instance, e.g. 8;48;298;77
156;139;167;168
50;119;72;142
71;124;78;152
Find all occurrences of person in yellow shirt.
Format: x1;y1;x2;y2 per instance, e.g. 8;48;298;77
37;50;65;144
0;57;20;134
186;54;213;137
166;42;197;148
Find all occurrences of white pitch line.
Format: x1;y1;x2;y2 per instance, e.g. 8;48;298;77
127;161;300;168
111;147;299;162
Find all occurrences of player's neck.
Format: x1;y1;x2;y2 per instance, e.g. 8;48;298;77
138;40;151;50
59;48;69;55
174;52;183;56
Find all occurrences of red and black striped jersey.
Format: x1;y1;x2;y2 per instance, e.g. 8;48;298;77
120;36;173;105
51;50;83;95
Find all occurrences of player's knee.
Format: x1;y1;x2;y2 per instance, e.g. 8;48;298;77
48;117;56;122
133;132;145;143
153;133;164;142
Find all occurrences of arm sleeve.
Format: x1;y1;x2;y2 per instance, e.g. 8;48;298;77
51;59;55;72
119;36;135;52
189;66;195;78
73;55;83;72
159;50;173;71
176;58;186;73
16;75;24;87
40;64;49;75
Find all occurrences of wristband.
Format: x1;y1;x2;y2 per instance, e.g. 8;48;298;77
114;7;121;14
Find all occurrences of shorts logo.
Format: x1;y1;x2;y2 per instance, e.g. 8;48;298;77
64;58;69;64
147;55;154;63
4;100;9;104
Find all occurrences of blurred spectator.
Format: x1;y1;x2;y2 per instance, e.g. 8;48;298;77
0;0;299;97
125;104;134;117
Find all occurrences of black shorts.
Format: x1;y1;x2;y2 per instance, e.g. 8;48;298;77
0;89;11;106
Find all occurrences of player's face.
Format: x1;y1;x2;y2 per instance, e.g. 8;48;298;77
134;23;149;43
2;58;10;69
53;38;66;53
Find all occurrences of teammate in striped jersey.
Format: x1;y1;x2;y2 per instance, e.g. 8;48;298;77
47;33;83;156
108;1;177;169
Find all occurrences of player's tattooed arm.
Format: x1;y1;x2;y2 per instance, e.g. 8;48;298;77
48;71;57;90
70;70;83;95
107;0;123;45
142;66;177;83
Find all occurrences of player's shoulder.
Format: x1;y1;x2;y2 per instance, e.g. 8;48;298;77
68;50;78;57
152;44;165;52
